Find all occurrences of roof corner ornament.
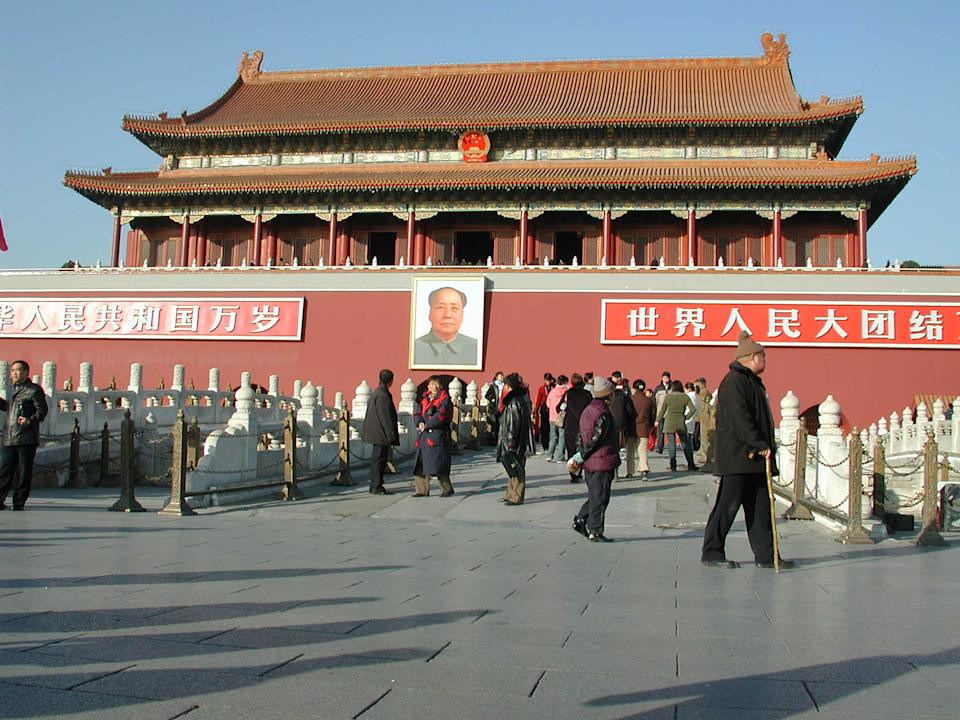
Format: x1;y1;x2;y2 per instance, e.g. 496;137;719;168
760;33;789;64
239;50;264;82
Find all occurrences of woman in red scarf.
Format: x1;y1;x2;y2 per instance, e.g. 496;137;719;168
412;376;455;497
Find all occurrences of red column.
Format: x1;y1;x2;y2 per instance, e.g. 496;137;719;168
196;222;207;267
328;213;338;266
111;213;122;267
414;222;426;265
252;213;263;266
772;206;782;266
519;211;529;266
525;212;536;264
267;221;279;265
336;219;349;265
857;207;867;267
179;214;191;266
602;210;613;265
187;227;198;265
407;210;417;265
685;209;696;266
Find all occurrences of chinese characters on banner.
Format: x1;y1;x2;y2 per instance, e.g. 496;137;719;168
601;299;960;349
0;298;304;340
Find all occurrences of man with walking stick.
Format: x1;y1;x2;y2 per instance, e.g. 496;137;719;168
701;332;793;570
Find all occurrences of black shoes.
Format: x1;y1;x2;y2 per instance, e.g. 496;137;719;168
701;559;739;569
369;487;393;495
504;500;522;506
687;465;699;471
572;517;588;537
756;559;796;569
588;532;614;543
440;490;454;497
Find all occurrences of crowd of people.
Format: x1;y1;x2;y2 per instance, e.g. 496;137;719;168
1;331;786;569
361;330;788;566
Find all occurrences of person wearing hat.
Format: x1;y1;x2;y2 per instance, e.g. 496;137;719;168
701;332;794;569
570;376;621;542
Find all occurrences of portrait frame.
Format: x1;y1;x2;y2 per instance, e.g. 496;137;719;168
409;276;485;370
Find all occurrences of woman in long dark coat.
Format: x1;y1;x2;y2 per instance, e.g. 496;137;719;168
412;375;455;497
562;373;593;483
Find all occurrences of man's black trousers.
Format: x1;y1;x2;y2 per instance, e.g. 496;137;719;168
576;470;614;534
369;444;390;492
0;444;38;509
701;473;774;563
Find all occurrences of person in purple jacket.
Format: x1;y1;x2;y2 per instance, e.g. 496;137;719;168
570;376;621;542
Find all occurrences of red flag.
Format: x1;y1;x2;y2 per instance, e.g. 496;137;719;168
0;216;7;252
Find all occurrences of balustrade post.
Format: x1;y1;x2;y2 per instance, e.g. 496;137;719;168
871;437;886;518
282;406;304;500
331;403;354;485
467;403;481;450
159;409;196;516
916;429;947;546
109;410;145;512
450;401;462;455
784;425;813;520
99;421;110;485
65;419;81;488
836;429;873;544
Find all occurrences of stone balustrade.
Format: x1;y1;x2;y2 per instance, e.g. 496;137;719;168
776;390;960;532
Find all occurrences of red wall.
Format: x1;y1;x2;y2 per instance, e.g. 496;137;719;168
2;288;955;428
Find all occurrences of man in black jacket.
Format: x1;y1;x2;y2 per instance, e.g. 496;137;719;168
0;360;49;510
608;372;637;478
498;373;531;505
361;369;400;495
701;333;793;569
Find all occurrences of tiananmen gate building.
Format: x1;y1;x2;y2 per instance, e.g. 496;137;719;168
1;34;954;429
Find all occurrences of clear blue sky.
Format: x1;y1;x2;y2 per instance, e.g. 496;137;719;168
1;0;956;268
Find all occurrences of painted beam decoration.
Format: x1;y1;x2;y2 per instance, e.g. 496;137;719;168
0;297;304;340
602;299;960;349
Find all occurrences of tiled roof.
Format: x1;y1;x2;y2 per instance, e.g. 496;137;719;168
122;35;862;139
64;157;916;197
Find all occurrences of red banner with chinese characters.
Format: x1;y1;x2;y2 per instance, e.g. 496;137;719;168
0;297;304;340
601;299;960;349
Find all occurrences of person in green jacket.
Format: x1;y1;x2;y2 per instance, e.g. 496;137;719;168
656;380;697;471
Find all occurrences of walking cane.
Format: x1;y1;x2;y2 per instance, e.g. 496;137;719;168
749;451;781;574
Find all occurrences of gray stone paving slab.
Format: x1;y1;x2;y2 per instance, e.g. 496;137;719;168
1;448;957;718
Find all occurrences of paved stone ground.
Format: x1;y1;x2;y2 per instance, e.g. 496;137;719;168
1;446;958;720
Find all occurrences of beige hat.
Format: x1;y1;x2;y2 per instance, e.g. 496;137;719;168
592;376;615;398
735;330;764;358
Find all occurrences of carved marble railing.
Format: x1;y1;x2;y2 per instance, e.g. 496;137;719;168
776;391;960;529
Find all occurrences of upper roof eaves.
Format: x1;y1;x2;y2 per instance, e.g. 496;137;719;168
121;34;863;143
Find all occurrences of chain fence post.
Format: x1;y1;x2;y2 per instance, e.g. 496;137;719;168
109;409;145;512
450;401;462;455
871;436;886;519
836;428;873;544
98;422;110;486
916;429;947;546
65;419;81;489
331;403;354;486
784;425;813;520
186;416;201;471
159;409;196;516
282;406;304;500
467;403;480;450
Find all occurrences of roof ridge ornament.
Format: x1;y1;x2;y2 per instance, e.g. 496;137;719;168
239;50;264;82
760;33;789;64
